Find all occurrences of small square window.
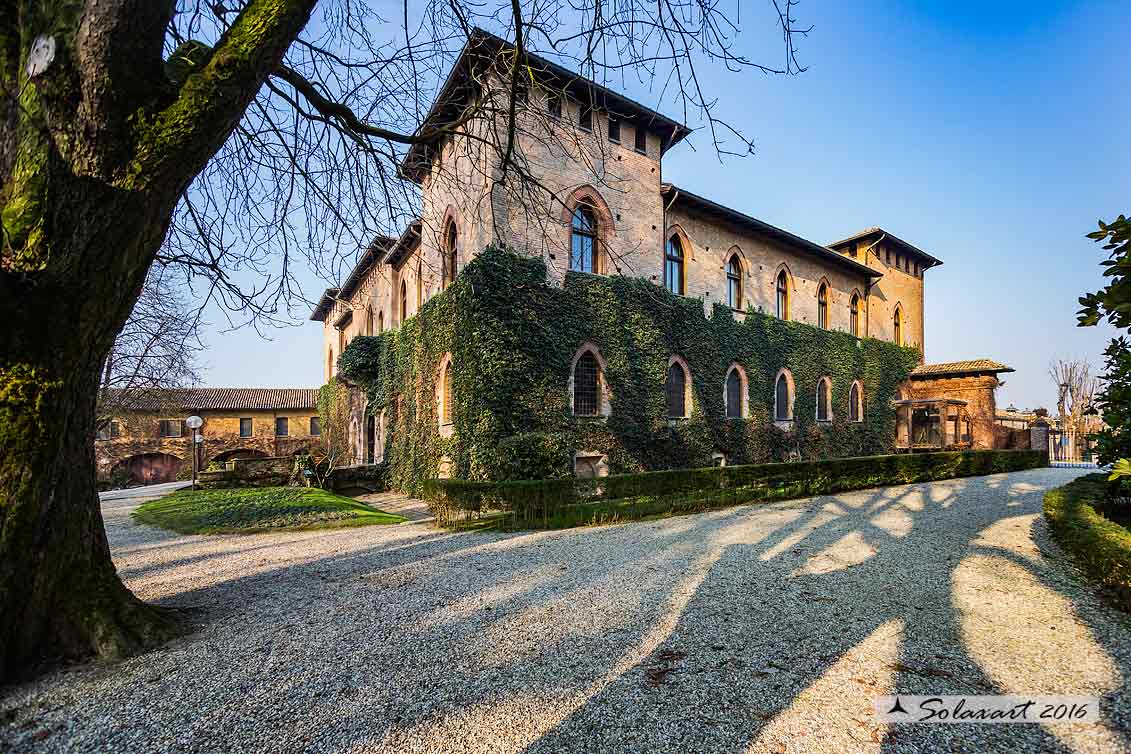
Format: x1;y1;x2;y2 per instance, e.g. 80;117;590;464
547;92;562;119
159;419;183;438
607;117;620;143
634;126;647;153
239;417;253;437
310;417;321;436
578;103;592;131
275;417;289;437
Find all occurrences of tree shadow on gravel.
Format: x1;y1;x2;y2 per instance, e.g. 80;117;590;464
4;469;1128;754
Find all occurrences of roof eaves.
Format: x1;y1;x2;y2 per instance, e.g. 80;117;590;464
662;185;882;280
829;227;943;268
309;288;341;322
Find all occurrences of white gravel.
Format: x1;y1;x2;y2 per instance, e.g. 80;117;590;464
4;467;1131;753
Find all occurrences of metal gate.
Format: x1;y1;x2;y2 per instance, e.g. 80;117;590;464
1048;428;1099;468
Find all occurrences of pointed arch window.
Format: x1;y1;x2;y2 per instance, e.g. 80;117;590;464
440;361;454;426
817;282;829;329
442;220;458;289
570;205;597;273
725;365;747;419
328;348;334;378
726;255;742;309
816;378;832;422
774;370;794;422
666;360;690;418
400;280;408;322
775;270;790;320
377;311;384;333
850;293;861;337
893;307;903;346
416;259;424;308
572;352;601;416
664;235;685;295
849;381;864;422
366;304;375;335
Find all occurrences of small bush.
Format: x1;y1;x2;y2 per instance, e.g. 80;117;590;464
1044;474;1131;609
493;432;572;480
423;448;1047;528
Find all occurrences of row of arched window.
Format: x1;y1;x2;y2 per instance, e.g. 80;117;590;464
568;344;865;424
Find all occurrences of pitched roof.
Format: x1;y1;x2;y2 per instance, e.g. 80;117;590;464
662;184;882;280
828;227;943;268
310;234;398;322
400;28;691;183
104;388;320;413
911;360;1014;379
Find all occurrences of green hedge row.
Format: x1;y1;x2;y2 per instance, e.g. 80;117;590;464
422;448;1047;529
1044;474;1131;610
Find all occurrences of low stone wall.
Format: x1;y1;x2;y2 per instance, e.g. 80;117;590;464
326;463;388;494
198;456;297;489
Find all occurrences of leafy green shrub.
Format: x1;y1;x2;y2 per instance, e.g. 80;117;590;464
423;448;1046;528
492;432;572;480
1044;473;1131;609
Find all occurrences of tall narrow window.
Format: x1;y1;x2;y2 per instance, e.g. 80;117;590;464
570;205;597;273
377;312;384;333
850;293;860;337
310;417;321;436
726;256;742;309
578;102;592;131
634;126;647;153
440;361;454;426
774;372;793;422
400;281;408;322
573;352;600;416
817;282;829;329
275;417;289;437
664;235;684;295
849;381;863;422
775;270;789;320
328;348;334;377
442;220;458;289
239;418;252;437
608;117;620;142
816;378;832;422
547;92;562;118
366;305;375;335
725;368;744;419
893;308;903;346
666;361;688;418
416;259;423;309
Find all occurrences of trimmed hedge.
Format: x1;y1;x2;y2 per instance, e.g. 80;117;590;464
1044;474;1131;610
423;448;1047;529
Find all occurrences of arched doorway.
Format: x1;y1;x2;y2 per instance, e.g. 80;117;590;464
111;453;182;485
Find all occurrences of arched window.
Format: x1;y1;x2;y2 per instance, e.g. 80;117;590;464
816;377;832;422
775;270;789;320
666;359;690;418
664;235;684;295
440;361;453;426
817;282;829;329
400;280;408;322
416;259;424;308
849;381;864;422
327;348;334;378
571;205;597;273
893;307;903;346
573;352;600;416
774;369;794;422
442;220;458;289
366;304;375;336
724;364;747;419
726;255;742;309
850;293;861;337
377;310;384;333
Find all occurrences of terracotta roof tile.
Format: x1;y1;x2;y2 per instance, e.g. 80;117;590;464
104;388;319;412
911;360;1014;378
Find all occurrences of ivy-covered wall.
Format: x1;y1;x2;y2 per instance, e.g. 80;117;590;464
337;247;921;493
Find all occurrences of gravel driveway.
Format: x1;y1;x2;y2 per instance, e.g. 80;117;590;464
3;467;1130;753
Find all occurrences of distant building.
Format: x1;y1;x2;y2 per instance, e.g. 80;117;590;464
96;388;322;485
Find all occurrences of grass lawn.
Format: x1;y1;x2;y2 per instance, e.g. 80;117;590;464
132;486;406;534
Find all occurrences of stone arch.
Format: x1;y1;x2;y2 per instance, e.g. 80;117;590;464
849;379;865;423
773;367;795;424
663;224;693;295
849;287;863;337
441;205;463;289
568;341;612;417
892;302;905;346
772;263;795;320
561;185;615;274
815;376;834;423
665;355;693;418
724;246;746;309
436;352;455;438
723;362;749;419
111;452;183;485
816;276;831;329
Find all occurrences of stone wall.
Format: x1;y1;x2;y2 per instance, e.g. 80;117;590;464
904;375;1002;450
197;456;297;489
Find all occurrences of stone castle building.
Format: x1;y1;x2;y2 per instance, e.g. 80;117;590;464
311;30;1012;473
96;388;322;485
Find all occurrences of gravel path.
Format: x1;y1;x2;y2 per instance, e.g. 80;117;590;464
4;467;1130;753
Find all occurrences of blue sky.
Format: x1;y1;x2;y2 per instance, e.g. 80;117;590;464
196;0;1128;411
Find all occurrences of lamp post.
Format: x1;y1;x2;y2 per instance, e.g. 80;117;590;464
185;415;203;490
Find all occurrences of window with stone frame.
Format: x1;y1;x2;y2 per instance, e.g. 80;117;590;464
774;371;793;422
816;378;832;422
309;416;321;436
634;125;647;153
893;307;903;346
817;282;829;329
725;369;744;419
666;361;688;418
159;419;183;438
572;352;600;416
664;235;684;295
275;417;289;437
726;256;742;309
850;381;864;422
442;220;458;289
239;417;252;437
850;293;860;337
775;270;790;320
570;205;597;273
607;116;620;143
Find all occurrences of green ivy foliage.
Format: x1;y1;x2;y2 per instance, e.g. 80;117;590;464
338;246;921;492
